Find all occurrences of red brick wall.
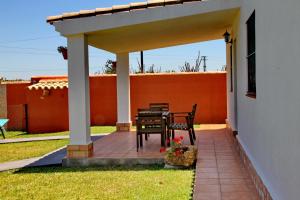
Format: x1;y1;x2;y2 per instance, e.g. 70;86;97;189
26;89;69;133
6;83;30;130
6;73;227;133
90;75;117;126
130;73;227;124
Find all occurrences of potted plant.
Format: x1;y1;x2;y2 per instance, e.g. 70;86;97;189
57;46;68;60
161;136;197;168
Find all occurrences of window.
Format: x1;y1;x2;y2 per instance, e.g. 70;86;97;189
246;11;256;97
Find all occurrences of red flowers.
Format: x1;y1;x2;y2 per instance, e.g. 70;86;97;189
159;136;184;154
173;136;184;144
160;147;166;153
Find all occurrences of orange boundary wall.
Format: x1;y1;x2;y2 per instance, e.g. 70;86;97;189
5;73;227;133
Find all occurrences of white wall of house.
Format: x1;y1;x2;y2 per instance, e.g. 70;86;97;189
229;0;300;199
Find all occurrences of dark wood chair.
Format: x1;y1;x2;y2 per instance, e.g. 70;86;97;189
136;111;166;152
149;103;169;111
167;104;197;145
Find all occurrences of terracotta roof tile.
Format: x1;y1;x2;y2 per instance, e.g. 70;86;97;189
47;0;202;23
111;4;130;13
28;80;68;90
129;2;148;9
79;10;95;15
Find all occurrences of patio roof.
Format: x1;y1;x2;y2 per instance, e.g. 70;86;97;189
47;0;202;24
48;0;240;53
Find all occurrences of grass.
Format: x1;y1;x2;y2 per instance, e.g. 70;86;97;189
194;124;201;129
3;126;116;139
0;140;69;163
3;125;200;139
0;166;193;200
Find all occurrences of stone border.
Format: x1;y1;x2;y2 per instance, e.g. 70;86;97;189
226;123;273;200
62;157;164;167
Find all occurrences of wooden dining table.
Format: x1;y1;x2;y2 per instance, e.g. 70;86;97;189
136;110;170;148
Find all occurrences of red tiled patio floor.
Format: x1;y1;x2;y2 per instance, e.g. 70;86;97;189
193;124;259;200
91;124;259;199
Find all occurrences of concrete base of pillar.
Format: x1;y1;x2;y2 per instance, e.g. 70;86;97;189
67;142;93;158
116;122;132;132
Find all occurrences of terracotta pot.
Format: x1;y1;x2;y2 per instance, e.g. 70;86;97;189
164;145;197;167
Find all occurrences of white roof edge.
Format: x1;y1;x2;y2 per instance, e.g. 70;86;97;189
53;0;241;36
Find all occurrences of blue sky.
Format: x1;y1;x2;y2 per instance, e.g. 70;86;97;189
0;0;226;80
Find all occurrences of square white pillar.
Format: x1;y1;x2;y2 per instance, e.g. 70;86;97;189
116;53;131;131
67;34;92;147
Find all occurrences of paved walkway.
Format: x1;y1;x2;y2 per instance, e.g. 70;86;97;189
193;125;259;200
0;133;109;144
0;135;103;172
0;157;42;172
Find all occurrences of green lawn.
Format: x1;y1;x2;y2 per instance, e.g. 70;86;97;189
3;125;199;139
194;124;201;129
4;126;116;139
0;166;193;200
0;140;69;163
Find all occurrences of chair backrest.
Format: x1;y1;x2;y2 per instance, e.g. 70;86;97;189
136;112;164;133
189;104;197;126
149;103;169;111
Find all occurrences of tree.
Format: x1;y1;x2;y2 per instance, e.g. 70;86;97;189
94;59;117;75
136;58;145;74
179;51;203;72
146;64;161;73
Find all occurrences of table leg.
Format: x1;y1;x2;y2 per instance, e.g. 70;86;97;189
0;127;5;139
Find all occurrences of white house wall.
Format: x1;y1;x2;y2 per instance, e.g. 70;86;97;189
233;0;300;199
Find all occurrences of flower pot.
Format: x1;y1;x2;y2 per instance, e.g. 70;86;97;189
164;145;197;167
57;46;68;60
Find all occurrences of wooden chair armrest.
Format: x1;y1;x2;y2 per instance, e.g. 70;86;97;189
170;112;191;115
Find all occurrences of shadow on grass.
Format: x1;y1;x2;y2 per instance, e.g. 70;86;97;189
14;164;193;174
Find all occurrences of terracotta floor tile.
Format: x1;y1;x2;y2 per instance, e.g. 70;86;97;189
221;184;250;192
216;155;238;160
193;192;221;200
219;178;246;185
194;184;221;193
221;192;259;200
195;178;219;185
219;172;249;179
196;172;219;179
196;168;218;173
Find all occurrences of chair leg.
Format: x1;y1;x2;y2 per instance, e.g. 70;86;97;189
161;132;165;147
140;134;143;147
167;129;171;147
136;133;139;152
171;129;175;139
145;133;148;141
192;128;196;140
188;130;194;145
0;128;5;139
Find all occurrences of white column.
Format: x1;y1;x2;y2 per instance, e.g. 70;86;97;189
116;53;131;126
67;34;91;145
